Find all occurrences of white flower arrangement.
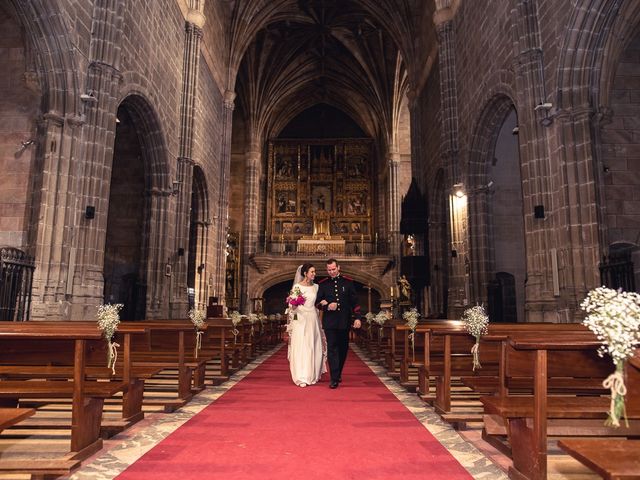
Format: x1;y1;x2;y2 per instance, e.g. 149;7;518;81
188;308;206;329
581;286;640;427
365;312;375;332
96;303;123;374
403;308;420;360
374;311;389;338
230;310;242;343
187;308;206;357
247;312;259;336
462;305;489;371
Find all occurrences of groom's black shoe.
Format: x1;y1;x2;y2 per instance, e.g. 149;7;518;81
338;377;342;383
329;381;339;389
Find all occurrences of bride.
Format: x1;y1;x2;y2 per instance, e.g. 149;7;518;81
287;263;326;387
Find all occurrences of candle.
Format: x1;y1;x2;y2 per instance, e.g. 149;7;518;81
390;286;394;298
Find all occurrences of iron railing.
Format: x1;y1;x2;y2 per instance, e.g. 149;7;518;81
0;247;35;321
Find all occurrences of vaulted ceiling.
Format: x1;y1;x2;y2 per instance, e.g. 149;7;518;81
216;0;434;152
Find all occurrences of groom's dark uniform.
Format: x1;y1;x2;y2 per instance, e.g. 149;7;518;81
315;274;361;385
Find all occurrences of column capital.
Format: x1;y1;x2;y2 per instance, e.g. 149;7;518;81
224;90;236;110
186;8;206;29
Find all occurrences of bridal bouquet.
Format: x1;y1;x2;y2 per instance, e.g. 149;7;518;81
581;286;640;427
188;308;206;357
286;286;306;321
462;305;489;371
96;303;123;374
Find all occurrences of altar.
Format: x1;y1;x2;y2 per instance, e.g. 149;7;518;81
297;238;346;254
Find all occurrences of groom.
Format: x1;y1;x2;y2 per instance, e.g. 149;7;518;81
316;258;362;388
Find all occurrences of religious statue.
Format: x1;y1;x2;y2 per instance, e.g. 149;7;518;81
398;275;412;302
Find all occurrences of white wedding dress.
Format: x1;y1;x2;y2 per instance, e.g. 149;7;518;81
288;283;326;386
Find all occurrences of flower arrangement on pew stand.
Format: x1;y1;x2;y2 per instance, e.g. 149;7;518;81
403;308;420;361
96;303;123;375
581;286;640;428
258;313;267;334
188;308;206;358
365;312;375;334
373;311;389;339
229;310;242;344
247;313;259;337
462;305;489;371
285;286;306;335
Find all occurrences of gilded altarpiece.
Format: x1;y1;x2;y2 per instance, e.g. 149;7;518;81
267;140;373;254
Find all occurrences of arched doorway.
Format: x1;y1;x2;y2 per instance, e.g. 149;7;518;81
103;103;147;320
600;29;640;293
487;108;526;322
187;166;209;310
469;101;526;322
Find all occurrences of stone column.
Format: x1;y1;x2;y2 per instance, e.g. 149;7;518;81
510;0;561;322
171;2;206;317
33;0;125;320
240;143;262;312
547;107;601;320
30;112;85;320
214;90;236;303
387;150;402;265
433;3;466;316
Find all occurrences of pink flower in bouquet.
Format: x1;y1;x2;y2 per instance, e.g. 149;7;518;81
286;286;306;307
286;286;306;325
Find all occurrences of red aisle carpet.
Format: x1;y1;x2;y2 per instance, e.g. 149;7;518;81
117;347;473;479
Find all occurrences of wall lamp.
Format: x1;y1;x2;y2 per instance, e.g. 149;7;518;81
453;183;465;198
534;102;553;112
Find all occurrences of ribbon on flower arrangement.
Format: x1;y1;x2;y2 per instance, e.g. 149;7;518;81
408;330;415;361
471;339;481;371
602;363;628;428
108;341;120;375
194;330;203;358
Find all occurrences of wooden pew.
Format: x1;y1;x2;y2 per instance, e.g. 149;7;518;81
0;325;130;473
0;407;34;431
557;349;640;480
397;320;465;391
125;320;211;411
480;335;640;480
427;324;593;416
0;322;156;428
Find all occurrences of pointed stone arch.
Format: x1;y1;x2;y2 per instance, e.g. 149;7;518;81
104;93;172;318
188;165;211;309
467;94;525;319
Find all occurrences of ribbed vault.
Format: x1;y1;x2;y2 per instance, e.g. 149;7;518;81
229;0;421;154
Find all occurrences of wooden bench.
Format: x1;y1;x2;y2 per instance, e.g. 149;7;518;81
0;322;155;428
480;335;640;480
0;325;131;473
556;350;640;480
0;407;35;431
428;324;595;415
557;439;640;480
